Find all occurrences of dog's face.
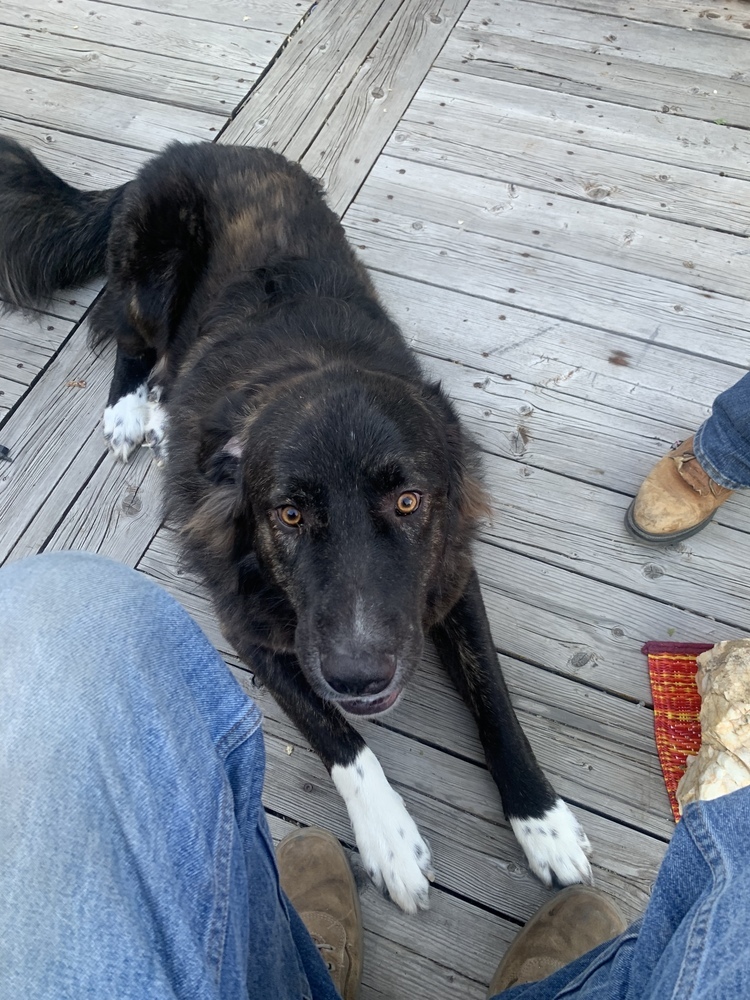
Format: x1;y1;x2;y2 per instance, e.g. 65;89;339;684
193;368;486;716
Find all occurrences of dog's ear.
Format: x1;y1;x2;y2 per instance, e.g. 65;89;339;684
458;465;493;524
198;390;247;485
424;381;492;525
183;392;255;567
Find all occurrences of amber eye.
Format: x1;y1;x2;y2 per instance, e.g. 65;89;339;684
277;505;303;528
395;491;421;515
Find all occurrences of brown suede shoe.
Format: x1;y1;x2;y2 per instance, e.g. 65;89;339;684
487;886;627;996
625;437;733;543
276;828;363;1000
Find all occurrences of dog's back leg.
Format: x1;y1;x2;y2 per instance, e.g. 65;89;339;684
240;643;434;914
91;166;209;465
431;569;592;887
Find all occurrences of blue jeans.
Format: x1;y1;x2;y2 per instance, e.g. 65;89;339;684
2;554;750;999
695;371;750;489
0;552;340;1000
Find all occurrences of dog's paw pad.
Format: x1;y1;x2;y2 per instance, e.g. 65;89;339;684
103;386;149;462
511;800;593;887
332;747;433;914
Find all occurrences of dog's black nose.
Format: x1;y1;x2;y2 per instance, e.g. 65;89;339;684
324;653;397;697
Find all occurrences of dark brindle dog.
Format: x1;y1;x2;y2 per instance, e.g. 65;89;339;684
0;137;591;911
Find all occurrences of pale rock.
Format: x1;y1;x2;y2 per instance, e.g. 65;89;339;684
676;640;750;813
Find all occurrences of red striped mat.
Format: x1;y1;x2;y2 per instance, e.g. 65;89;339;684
642;641;713;822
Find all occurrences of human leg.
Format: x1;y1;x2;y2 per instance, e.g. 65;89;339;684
0;552;342;1000
489;786;750;999
694;372;750;490
625;373;750;542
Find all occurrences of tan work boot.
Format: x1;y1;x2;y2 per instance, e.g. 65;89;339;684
276;827;363;1000
625;437;733;543
487;886;627;996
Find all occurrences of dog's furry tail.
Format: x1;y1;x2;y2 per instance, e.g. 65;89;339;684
0;136;125;310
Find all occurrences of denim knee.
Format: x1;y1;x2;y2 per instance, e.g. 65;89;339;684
0;552;181;700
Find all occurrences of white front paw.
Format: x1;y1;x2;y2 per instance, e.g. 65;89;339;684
332;747;433;914
103;386;149;462
511;799;593;886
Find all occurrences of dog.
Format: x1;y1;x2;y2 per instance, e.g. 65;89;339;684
0;137;592;912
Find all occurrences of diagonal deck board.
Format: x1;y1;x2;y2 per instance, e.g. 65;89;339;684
3;1;750;996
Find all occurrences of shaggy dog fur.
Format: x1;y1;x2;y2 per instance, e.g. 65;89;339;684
0;137;592;911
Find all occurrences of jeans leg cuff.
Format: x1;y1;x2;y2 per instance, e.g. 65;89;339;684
693;425;746;491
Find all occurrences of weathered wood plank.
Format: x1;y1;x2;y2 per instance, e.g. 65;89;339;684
537;0;750;39
298;0;470;215
390;71;750;233
0;310;74;414
368;269;750;541
0;327;112;564
223;0;469;216
478;457;750;632
42;449;163;564
371;271;744;427
438;9;750;126
461;0;750;78
0;116;150;186
2;0;283;73
0;22;260;115
409;68;750;181
95;0;307;34
424;353;719;492
356;929;481;1000
479;547;743;699
0;342;164;566
0;66;223;148
359;156;750;300
344;202;750;368
221;0;407;155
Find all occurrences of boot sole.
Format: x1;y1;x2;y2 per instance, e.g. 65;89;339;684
624;500;717;545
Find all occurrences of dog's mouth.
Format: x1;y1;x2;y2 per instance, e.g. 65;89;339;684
337;687;403;717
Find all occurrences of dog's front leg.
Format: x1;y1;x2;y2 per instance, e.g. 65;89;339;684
430;569;592;887
245;644;434;913
101;344;168;464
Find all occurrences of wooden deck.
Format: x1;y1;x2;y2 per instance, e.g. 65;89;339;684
2;0;750;995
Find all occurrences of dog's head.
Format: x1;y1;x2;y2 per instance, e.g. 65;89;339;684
187;366;489;716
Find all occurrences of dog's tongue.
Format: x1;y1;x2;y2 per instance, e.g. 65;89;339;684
339;688;401;716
